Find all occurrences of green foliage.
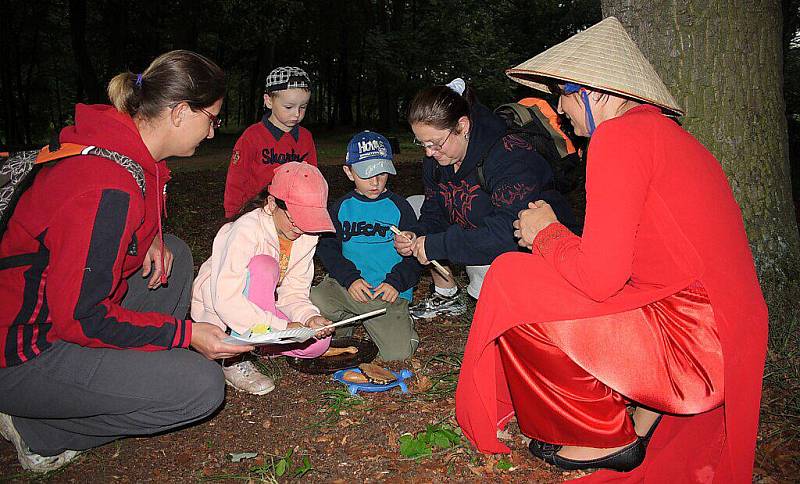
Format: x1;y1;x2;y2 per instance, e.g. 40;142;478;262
249;448;313;480
309;388;367;428
496;457;514;471
398;424;464;460
204;448;313;482
1;0;605;146
252;356;284;385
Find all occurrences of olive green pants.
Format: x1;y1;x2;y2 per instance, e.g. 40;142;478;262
310;276;418;361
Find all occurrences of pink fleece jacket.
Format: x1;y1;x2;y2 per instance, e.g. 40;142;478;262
191;208;321;334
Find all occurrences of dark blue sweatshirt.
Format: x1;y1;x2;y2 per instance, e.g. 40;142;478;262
317;190;423;301
420;102;577;266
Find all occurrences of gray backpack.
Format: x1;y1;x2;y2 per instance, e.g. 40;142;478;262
0;142;145;236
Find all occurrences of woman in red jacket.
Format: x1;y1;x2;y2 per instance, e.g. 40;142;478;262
455;17;768;482
0;50;253;472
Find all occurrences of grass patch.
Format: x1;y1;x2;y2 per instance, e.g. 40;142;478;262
308;388;367;429
415;352;463;401
252;356;285;385
202;448;313;482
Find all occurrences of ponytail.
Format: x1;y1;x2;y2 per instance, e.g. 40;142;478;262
107;50;226;121
407;81;478;131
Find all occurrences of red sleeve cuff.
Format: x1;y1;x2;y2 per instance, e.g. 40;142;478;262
171;319;192;349
532;222;574;256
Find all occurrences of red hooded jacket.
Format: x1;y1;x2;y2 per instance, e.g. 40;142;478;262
0;104;191;368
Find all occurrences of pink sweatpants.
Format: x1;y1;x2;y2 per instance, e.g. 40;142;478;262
246;255;330;358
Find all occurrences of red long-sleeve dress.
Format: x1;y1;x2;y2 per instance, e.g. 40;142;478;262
455;105;768;482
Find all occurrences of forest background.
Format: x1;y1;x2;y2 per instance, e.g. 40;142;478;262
1;0;799;480
2;0;798;187
2;0;799;205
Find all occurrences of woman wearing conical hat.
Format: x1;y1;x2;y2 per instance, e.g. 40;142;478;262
455;17;767;482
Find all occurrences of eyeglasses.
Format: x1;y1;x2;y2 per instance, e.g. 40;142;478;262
548;82;582;96
198;107;223;129
413;128;454;152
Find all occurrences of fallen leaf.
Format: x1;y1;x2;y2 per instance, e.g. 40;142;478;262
229;452;258;462
341;435;348;446
414;375;434;393
387;429;399;448
261;419;272;430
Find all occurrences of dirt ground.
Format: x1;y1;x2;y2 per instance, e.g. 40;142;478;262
1;135;797;482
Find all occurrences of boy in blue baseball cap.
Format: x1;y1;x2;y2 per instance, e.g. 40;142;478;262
311;131;423;360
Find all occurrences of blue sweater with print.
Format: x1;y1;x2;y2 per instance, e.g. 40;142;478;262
317;190;423;301
419;102;577;266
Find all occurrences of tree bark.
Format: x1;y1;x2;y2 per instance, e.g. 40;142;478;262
0;1;20;147
68;0;103;104
600;0;800;329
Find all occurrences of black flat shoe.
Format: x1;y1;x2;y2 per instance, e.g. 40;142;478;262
528;438;646;472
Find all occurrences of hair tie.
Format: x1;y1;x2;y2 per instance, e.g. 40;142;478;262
446;78;466;95
135;73;143;87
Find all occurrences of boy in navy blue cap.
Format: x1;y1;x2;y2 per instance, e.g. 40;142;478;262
311;131;423;360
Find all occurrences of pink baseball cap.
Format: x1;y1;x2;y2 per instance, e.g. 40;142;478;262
269;162;334;233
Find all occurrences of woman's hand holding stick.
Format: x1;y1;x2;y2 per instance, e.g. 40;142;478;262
389;225;451;277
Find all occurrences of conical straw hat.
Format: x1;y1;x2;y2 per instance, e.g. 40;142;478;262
506;17;683;116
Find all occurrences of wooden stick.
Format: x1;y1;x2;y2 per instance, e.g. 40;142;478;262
318;308;387;331
389;225;452;277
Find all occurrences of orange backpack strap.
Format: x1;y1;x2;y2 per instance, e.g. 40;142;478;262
517;98;577;156
34;143;91;165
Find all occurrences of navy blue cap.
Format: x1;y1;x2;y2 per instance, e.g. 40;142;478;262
345;131;397;178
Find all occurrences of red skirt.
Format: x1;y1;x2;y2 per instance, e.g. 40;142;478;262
497;281;724;446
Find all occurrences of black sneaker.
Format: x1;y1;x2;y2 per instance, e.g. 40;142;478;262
409;291;467;319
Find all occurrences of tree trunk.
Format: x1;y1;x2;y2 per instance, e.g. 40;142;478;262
600;0;800;329
68;0;103;104
0;1;20;147
337;25;353;125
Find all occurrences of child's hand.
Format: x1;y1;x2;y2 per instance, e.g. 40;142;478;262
372;282;399;303
393;231;417;256
304;315;334;339
348;279;373;303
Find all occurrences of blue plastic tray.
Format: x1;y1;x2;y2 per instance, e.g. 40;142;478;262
333;367;413;395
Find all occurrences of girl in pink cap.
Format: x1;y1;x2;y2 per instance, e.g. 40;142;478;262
191;162;336;395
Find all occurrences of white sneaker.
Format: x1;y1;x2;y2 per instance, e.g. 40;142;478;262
0;412;81;473
409;291;468;319
222;361;276;395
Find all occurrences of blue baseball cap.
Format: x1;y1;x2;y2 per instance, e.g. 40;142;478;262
345;131;397;179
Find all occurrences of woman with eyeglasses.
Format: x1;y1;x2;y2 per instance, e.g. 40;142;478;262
455;18;767;482
0;50;253;473
394;79;577;320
